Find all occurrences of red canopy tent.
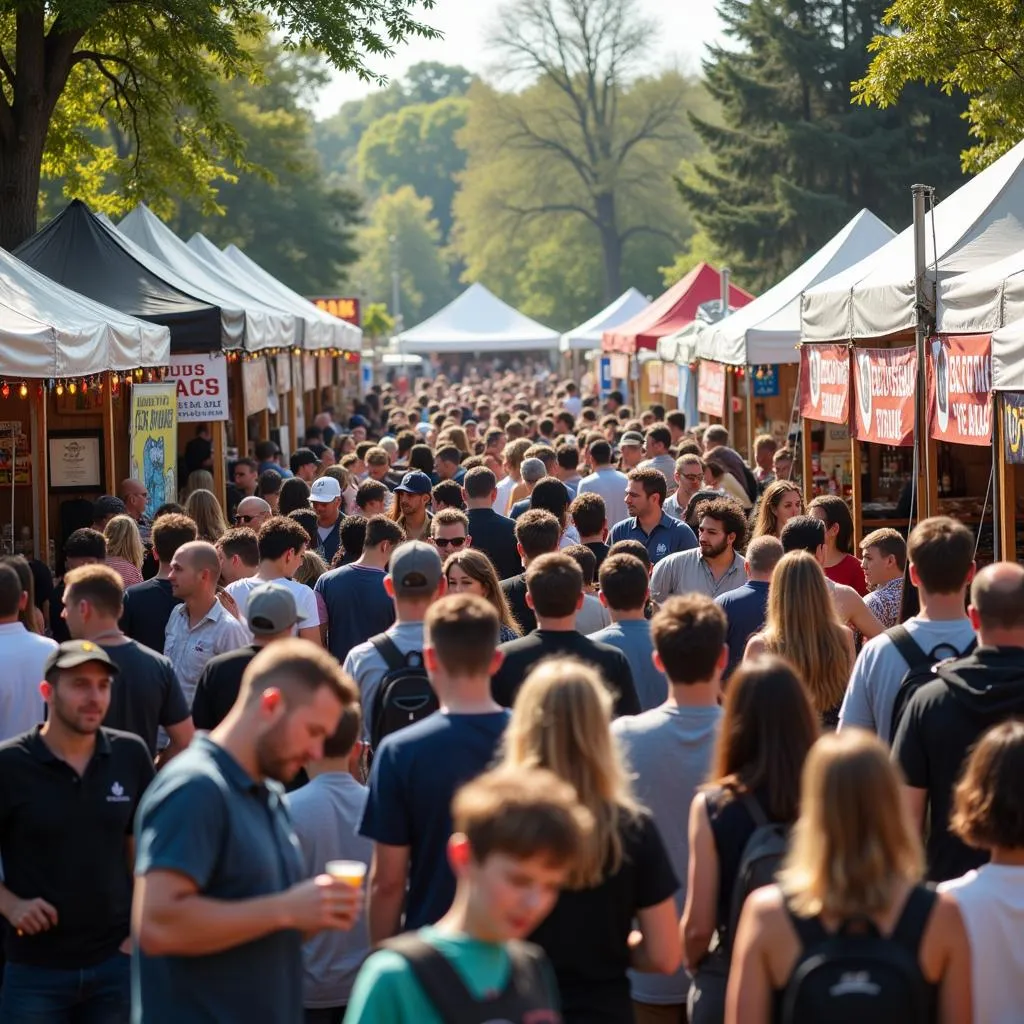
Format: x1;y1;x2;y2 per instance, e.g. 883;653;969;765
602;262;755;355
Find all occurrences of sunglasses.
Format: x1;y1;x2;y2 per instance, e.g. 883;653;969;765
235;514;257;524
434;536;467;548
682;473;703;483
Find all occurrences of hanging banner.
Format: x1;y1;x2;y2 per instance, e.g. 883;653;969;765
697;360;726;418
852;346;916;447
242;358;269;415
646;360;663;393
302;354;317;393
1003;393;1024;464
166;353;228;422
130;383;177;519
275;353;293;395
799;344;849;424
610;353;629;380
752;365;780;398
0;420;31;487
663;364;679;397
928;334;992;446
318;354;333;389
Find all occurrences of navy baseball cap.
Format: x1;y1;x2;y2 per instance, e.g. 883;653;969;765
394;471;432;496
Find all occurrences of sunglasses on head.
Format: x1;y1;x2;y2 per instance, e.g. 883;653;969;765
434;536;467;548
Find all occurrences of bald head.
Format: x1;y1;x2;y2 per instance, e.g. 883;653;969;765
236;496;272;528
119;478;148;522
746;535;784;579
169;540;223;602
970;562;1024;639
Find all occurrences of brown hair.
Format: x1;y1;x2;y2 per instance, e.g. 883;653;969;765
628;466;667;504
651;594;726;684
184;489;228;544
598;553;649;612
751;481;802;540
217;527;259;567
64;563;124;618
569;492;607;538
323;701;363;759
808;494;855;554
607;538;651;569
526;553;583;618
695;496;748;549
241;638;357;707
951;720;1024;850
431;509;470;535
563;543;597;586
151;512;199;564
443;548;521;637
515;509;561;559
907;515;974;594
860;527;907;570
256;516;310;562
365;515;405;549
425;593;500;676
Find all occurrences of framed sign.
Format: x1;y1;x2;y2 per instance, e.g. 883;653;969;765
49;431;103;491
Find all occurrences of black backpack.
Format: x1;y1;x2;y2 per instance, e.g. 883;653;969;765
886;625;977;744
780;885;937;1024
368;634;439;751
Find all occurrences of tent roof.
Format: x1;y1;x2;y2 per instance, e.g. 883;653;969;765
0;245;168;378
803;141;1024;342
938;244;1024;333
602;263;755;354
396;283;560;353
559;288;651;352
14;200;223;353
117;205;296;352
991;315;1024;390
699;210;895;365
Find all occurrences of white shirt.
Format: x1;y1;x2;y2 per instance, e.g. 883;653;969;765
577;466;629;528
492;474;516;515
225;575;322;637
163;599;249;703
0;622;57;741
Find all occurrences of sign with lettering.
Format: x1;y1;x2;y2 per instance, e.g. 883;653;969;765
697;360;726;418
928;334;992;446
852;346;916;446
130;384;177;517
799;344;849;424
166;354;228;422
312;297;360;326
1003;392;1024;464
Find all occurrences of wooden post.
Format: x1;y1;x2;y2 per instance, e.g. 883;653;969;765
33;384;49;563
744;365;754;463
288;380;300;456
850;434;863;545
925;435;939;518
801;417;814;505
257;407;270;445
102;382;117;493
996;394;1017;561
211;421;227;510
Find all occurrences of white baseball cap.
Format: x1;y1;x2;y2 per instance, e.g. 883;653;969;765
309;476;342;503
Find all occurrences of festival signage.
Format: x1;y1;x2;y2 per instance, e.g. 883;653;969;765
130;384;177;518
242;357;269;415
312;297;360;326
318;353;333;389
1003;393;1024;464
646;360;663;394
166;354;228;422
799;344;849;424
927;334;992;446
610;353;629;380
697;360;726;418
275;353;293;395
852;346;916;446
752;365;780;398
303;354;317;393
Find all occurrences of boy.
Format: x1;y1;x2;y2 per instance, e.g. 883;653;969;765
344;766;592;1022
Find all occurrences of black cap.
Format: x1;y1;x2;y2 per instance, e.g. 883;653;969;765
44;640;120;676
290;447;321;472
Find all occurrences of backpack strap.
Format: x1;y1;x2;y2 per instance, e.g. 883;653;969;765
885;625;931;671
889;886;938;955
739;791;769;829
370;633;407;673
785;903;830;950
382;934;481;1019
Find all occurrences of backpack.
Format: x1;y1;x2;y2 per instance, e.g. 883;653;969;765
368;634;439;751
886;625;977;744
780;885;937;1024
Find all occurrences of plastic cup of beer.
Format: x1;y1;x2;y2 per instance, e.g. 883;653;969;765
326;860;367;888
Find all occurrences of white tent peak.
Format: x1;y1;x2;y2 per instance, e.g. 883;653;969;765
560;288;651;352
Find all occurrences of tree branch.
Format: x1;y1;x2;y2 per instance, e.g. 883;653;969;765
620;222;682;247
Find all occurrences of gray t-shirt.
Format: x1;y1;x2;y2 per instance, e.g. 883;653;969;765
838;616;977;742
613;704;722;1005
589;620;668;711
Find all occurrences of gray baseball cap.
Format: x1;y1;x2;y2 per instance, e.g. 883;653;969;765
246;582;298;635
388;540;442;596
521;457;547;484
620;431;645;448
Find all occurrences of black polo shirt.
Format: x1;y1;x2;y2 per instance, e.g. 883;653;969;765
191;645;260;731
0;726;154;968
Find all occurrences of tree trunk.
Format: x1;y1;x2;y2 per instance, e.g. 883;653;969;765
0;130;47;250
595;191;622;301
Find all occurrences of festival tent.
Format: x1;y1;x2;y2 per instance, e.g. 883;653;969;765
560;288;650;353
991;316;1024;390
802;139;1024;341
699;210;895;365
602;263;755;354
937;243;1024;333
117;204;297;352
396;283;560;354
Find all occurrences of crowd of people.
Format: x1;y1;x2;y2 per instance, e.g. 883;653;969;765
0;366;1020;1024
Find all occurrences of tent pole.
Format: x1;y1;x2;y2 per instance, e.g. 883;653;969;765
102;382;117;493
34;384;49;564
745;365;754;463
912;183;935;519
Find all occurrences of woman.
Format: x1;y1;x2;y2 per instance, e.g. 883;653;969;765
3;555;45;634
184;488;228;544
295;549;329;646
182;469;215;501
727;730;971;1024
681;657;818;1024
744;552;855;728
443;548;520;642
278;477;312;517
808;494;867;595
103;514;145;587
500;659;680;1024
439;425;471;457
750;481;803;540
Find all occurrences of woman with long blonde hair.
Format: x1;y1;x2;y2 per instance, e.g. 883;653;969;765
182;468;215;501
727;730;972;1024
438;425;470;456
744;551;854;727
750;480;803;540
184;488;228;544
103;514;145;587
500;658;680;1024
443;548;520;641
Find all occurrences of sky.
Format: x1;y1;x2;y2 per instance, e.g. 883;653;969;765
312;0;726;118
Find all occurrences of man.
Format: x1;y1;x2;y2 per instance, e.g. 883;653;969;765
93;494;126;532
507;457;548;519
355;479;389;519
64;564;193;760
309;476;344;566
840;516;977;742
665;411;686;445
501;509;561;635
430;508;471;557
618;431;645;471
463;466;520;580
493;437;530;516
256;439;292;478
225;517;323;645
120;478;152;546
337;515;367;565
491;553;640;716
287;700;372;1022
0;641;154;1021
753;434;778;486
433;445;464;484
604;389;624;415
701;424;756;504
317;516;402;665
215;527;260;586
555;445;582;495
132;642;361;1023
895;562;1024;883
554;410;575;436
0;561;57;741
663;454;705;520
564;544;611;634
590;554;667;711
577;440;629;528
563;381;582;416
364;447;392;488
651;496;747;602
570;491;609;570
184;424;214;477
233;457;259;498
431;479;464;511
612;595;725;1023
343;542;445;734
773;446;795;481
609;467;698;564
51;529;106;643
121;513;197;654
392;471;433;541
360;594;510;942
290;448;322;484
192;582;299;732
716;534;783;677
165;541;250;707
860;526;906;630
234;495;273;530
638;424;676;485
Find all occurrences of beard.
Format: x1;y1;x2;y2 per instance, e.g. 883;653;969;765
51;692;104;735
255;719;303;784
700;538;728;559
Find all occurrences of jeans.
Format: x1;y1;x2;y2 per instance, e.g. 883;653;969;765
0;950;130;1023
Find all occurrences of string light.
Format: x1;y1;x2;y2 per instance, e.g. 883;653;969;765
55;382;64;397
1;383;9;399
68;381;77;395
18;383;27;399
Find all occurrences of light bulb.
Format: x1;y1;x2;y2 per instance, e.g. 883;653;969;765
18;383;27;398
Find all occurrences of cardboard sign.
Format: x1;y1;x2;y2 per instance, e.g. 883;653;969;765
852;346;916;447
928;334;992;446
166;354;228;422
697;361;726;418
799;344;849;424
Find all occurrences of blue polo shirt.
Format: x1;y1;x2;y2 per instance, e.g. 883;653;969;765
715;579;770;677
608;512;697;564
132;736;305;1023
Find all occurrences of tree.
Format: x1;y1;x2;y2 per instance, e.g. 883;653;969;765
677;0;970;290
0;0;438;249
852;0;1024;172
362;302;395;344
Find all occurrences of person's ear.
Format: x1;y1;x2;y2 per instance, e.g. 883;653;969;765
744;559;752;578
525;591;535;610
447;833;472;877
488;649;505;675
259;687;283;718
575;592;584;611
598;591;608;608
18;591;28;612
424;646;439;673
908;563;921;589
383;575;396;599
652;650;665;674
717;644;729;675
968;605;981;631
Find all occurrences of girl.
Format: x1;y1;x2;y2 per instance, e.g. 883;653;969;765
443;548;521;642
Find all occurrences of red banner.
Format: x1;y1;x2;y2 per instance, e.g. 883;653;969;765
852;347;916;446
799;344;850;425
698;361;726;418
928;334;992;446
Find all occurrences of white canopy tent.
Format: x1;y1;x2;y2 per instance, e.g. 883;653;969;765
803;140;1024;341
700;210;894;364
397;283;560;354
938;246;1024;333
992;317;1024;390
559;288;650;353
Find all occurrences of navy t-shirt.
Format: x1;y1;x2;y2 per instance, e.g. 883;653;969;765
316;563;396;663
359;711;510;929
715;580;770;678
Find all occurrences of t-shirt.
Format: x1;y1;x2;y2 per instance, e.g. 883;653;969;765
825;554;868;595
589;620;667;712
715;581;770;678
359;712;510;930
225;574;321;636
576;593;611;635
613;706;721;1005
191;645;260;731
528;809;678;1024
120;577;182;654
315;563;396;663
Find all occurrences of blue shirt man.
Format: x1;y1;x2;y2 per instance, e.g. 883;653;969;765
609;511;697;564
714;535;782;676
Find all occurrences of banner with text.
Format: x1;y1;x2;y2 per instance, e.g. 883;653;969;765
927;334;992;446
698;361;726;418
1003;392;1024;464
852;346;916;446
242;358;269;415
799;344;849;424
130;384;177;519
166;354;228;422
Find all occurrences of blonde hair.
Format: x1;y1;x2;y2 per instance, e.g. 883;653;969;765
294;549;328;587
500;658;638;888
183;469;215;499
103;514;144;569
751;480;802;540
443;548;520;637
760;551;851;715
780;730;923;918
185;488;228;544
